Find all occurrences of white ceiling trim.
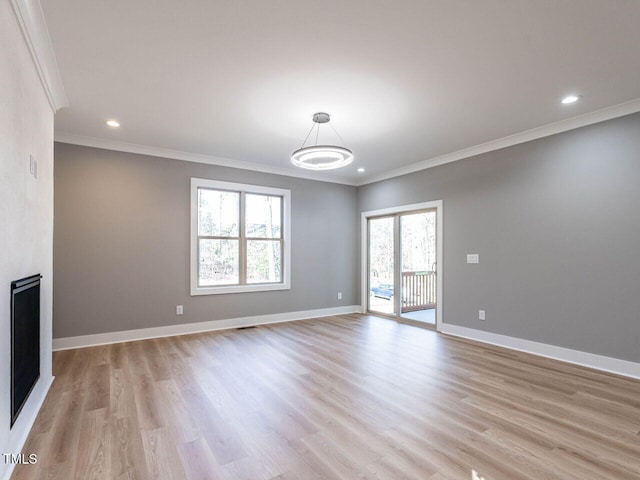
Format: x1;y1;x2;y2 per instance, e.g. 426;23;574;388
357;97;640;186
10;0;68;112
55;98;640;188
54;132;358;186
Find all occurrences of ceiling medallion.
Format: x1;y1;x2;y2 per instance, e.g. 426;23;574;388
291;113;354;170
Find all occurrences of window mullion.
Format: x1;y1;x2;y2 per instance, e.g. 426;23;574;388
198;235;240;240
239;191;246;285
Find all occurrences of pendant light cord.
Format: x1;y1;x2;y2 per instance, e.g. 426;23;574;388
299;122;316;149
329;122;347;147
299;115;347;149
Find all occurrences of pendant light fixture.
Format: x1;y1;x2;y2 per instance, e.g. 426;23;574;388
291;112;354;170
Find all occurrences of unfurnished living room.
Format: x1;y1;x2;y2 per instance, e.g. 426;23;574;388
2;1;640;479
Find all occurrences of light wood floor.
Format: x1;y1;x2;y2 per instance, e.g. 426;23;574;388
12;314;640;480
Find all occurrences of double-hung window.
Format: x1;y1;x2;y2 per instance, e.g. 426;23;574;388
191;178;291;295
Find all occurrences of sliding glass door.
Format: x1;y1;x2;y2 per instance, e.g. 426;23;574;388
367;209;437;326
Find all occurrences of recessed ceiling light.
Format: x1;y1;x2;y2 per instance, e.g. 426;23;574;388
106;120;120;127
561;95;580;104
357;167;365;173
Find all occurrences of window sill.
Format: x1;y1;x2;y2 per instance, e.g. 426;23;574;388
190;282;291;296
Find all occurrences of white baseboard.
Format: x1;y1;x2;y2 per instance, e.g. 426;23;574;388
2;375;54;480
52;305;361;351
440;324;640;380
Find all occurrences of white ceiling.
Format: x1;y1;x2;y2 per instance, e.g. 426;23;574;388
42;0;640;185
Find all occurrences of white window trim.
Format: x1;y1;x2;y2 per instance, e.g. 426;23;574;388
190;178;291;296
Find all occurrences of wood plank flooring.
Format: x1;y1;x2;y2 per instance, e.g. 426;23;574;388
11;314;640;479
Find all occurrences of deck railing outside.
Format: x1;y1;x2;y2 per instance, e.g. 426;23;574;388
401;271;436;312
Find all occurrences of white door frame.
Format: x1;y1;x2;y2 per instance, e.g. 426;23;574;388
361;200;443;331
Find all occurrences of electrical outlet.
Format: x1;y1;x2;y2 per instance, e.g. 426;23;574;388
337;292;342;300
467;254;479;264
176;305;183;315
479;309;486;321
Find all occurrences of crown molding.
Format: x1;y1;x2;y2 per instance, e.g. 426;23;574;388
10;0;68;112
55;97;640;188
357;97;640;186
54;132;358;186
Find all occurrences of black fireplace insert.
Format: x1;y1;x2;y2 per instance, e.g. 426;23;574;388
10;274;41;428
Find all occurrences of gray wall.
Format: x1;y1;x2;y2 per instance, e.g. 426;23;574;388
359;112;640;363
54;113;640;363
53;143;358;338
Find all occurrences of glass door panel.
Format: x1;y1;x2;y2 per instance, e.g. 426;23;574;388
399;211;436;325
368;216;396;316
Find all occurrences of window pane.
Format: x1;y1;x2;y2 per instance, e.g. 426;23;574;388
198;189;239;237
247;240;281;283
246;194;281;238
199;239;239;285
368;216;395;315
